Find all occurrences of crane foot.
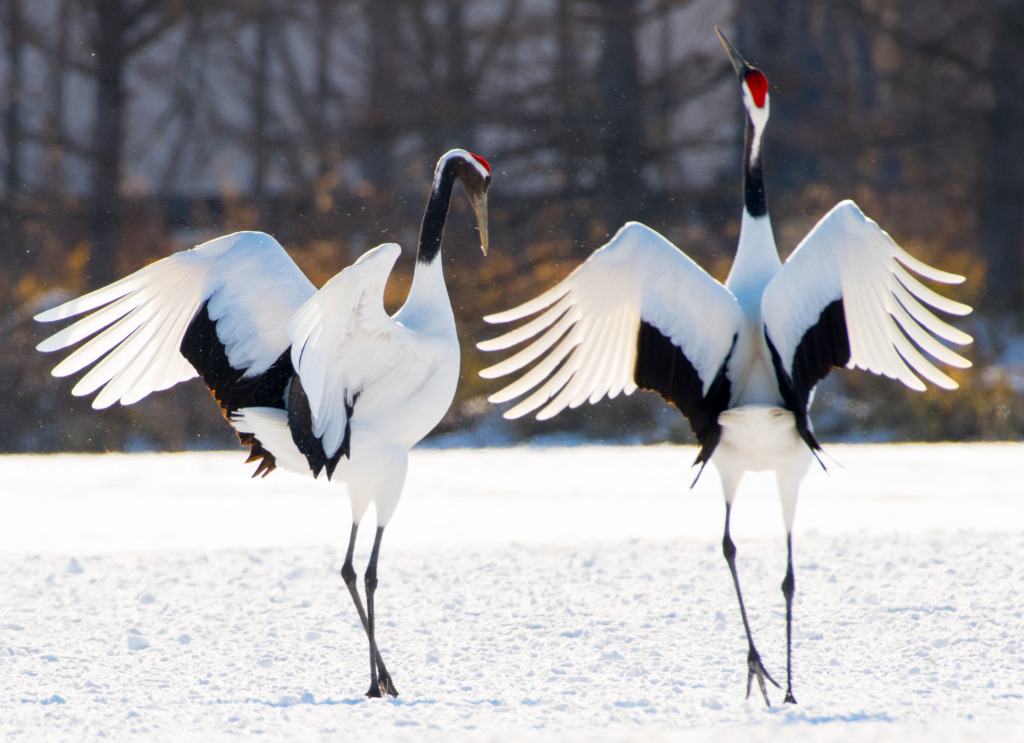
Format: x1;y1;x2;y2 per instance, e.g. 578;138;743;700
745;647;780;707
366;671;398;698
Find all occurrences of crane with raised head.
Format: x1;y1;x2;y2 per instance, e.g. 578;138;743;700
477;30;971;706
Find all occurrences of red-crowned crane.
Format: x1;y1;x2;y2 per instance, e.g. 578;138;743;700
36;149;492;699
477;30;972;706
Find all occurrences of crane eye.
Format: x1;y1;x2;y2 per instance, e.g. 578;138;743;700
745;70;768;108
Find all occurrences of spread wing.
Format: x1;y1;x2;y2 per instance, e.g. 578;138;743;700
762;200;972;447
285;243;419;478
35;231;315;411
479;221;742;462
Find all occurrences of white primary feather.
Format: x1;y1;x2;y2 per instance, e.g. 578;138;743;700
35;232;315;409
761;200;972;392
289;243;413;459
479;222;743;420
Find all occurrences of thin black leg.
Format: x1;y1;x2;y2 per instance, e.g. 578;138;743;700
340;523;397;698
782;532;796;704
364;525;396;698
722;503;779;706
341;524;371;630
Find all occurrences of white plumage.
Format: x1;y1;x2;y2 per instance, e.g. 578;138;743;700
479;30;971;707
762;200;971;393
480;221;743;420
37;232;314;408
37;149;492;699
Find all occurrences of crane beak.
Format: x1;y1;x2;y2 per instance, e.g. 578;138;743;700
468;191;489;256
715;27;750;77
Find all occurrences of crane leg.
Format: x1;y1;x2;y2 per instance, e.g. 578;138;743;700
364;525;396;698
340;523;397;698
722;503;779;706
782;532;796;704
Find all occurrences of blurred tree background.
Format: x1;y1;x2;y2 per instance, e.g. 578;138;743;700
0;0;1018;454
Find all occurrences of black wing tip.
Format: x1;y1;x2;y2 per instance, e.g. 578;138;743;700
765;299;849;458
635;321;734;467
690;457;710;488
287;375;352;480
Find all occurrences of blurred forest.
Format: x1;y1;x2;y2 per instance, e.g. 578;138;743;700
1;0;1021;454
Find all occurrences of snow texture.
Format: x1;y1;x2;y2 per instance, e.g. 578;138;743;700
1;444;1022;741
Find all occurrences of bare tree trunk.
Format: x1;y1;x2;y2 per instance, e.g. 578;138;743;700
85;0;185;287
2;0;25;273
595;0;643;229
980;0;1024;310
89;0;129;288
556;0;589;253
46;0;71;194
313;0;337;186
4;0;24;197
251;0;272;205
440;0;472;149
363;0;398;190
158;6;206;194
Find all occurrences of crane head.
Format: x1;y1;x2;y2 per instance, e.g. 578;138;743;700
445;150;491;256
715;27;770;115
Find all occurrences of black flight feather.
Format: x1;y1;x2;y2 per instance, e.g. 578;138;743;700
287;376;357;480
634;320;735;483
179;301;293;477
766;298;851;457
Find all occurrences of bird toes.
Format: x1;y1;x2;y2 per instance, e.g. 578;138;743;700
745;648;780;707
365;678;398;698
379;674;399;698
373;661;398;697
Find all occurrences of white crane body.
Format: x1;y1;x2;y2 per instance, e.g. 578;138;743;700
37;149;492;699
479;30;971;706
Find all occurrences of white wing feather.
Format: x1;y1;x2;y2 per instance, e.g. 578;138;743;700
762;200;972;392
289;243;413;459
35;231;315;409
479;222;743;420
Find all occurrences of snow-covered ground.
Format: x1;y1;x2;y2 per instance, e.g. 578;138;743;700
1;444;1022;741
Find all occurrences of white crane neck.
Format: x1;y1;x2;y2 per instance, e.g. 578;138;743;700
725;211;781;308
399;254;454;332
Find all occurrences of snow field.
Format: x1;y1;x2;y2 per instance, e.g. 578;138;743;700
1;444;1022;741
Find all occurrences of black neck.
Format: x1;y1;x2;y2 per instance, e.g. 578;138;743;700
417;159;461;265
743;114;767;218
